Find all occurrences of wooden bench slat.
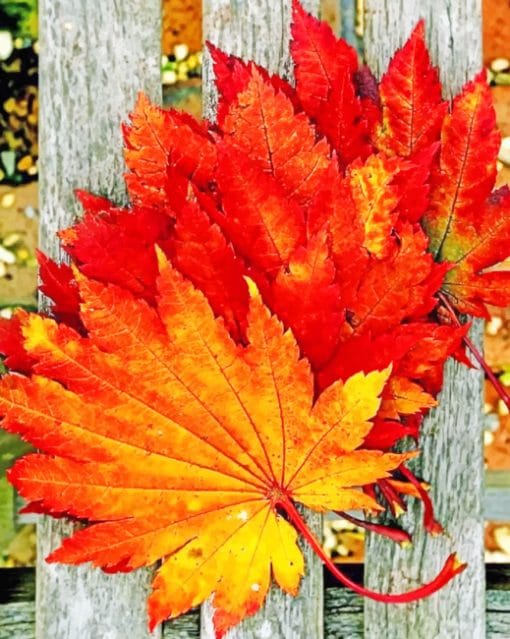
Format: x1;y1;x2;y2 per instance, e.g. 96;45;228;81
1;567;509;638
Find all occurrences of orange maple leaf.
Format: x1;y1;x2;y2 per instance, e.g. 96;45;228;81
1;254;463;636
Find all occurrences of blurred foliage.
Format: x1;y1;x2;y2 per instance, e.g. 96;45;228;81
161;46;202;86
0;40;38;185
162;0;201;54
0;477;15;553
0;433;32;565
0;0;38;40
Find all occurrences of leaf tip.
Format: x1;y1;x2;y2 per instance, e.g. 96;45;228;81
451;553;467;575
155;244;169;271
413;19;426;39
244;276;261;301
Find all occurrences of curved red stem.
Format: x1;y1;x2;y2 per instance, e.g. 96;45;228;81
336;510;412;545
379;479;406;516
398;466;442;535
437;292;510;411
278;497;465;603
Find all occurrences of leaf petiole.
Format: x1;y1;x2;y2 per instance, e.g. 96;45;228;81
278;496;465;603
336;510;412;545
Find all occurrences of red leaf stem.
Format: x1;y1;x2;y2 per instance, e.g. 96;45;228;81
337;510;412;545
378;479;407;516
279;496;466;603
398;465;443;535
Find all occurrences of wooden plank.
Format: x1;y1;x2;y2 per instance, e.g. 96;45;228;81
201;3;322;638
363;2;485;638
163;611;200;639
487;565;510;639
37;2;162;637
486;471;510;521
2;567;510;639
0;603;35;639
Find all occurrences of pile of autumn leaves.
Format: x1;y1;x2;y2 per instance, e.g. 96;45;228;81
1;2;510;636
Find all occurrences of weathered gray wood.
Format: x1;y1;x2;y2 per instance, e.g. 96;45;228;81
4;573;510;639
324;588;363;639
201;2;323;638
38;2;162;637
485;471;510;520
0;602;35;639
163;611;200;639
363;4;485;637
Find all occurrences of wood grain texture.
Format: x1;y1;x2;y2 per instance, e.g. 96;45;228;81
0;602;35;639
39;0;162;262
38;2;162;637
3;572;510;639
485;471;510;520
364;6;485;636
201;3;323;637
163;611;200;639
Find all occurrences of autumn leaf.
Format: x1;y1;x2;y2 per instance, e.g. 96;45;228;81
59;195;172;304
335;224;445;340
36;251;81;329
376;21;447;158
424;73;499;258
0;255;460;636
167;190;249;342
266;231;344;372
0;316;35;374
347;154;402;259
438;187;510;316
317;322;466;402
422;74;508;316
207;42;298;126
215;143;306;274
379;376;438;420
355;64;382;138
123;93;217;208
221;64;332;209
393;144;439;224
291;0;371;167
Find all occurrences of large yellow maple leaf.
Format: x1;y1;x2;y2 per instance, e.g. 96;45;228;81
0;254;459;636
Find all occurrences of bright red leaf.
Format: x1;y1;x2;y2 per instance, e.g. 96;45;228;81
376;21;447;158
291;0;371;167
